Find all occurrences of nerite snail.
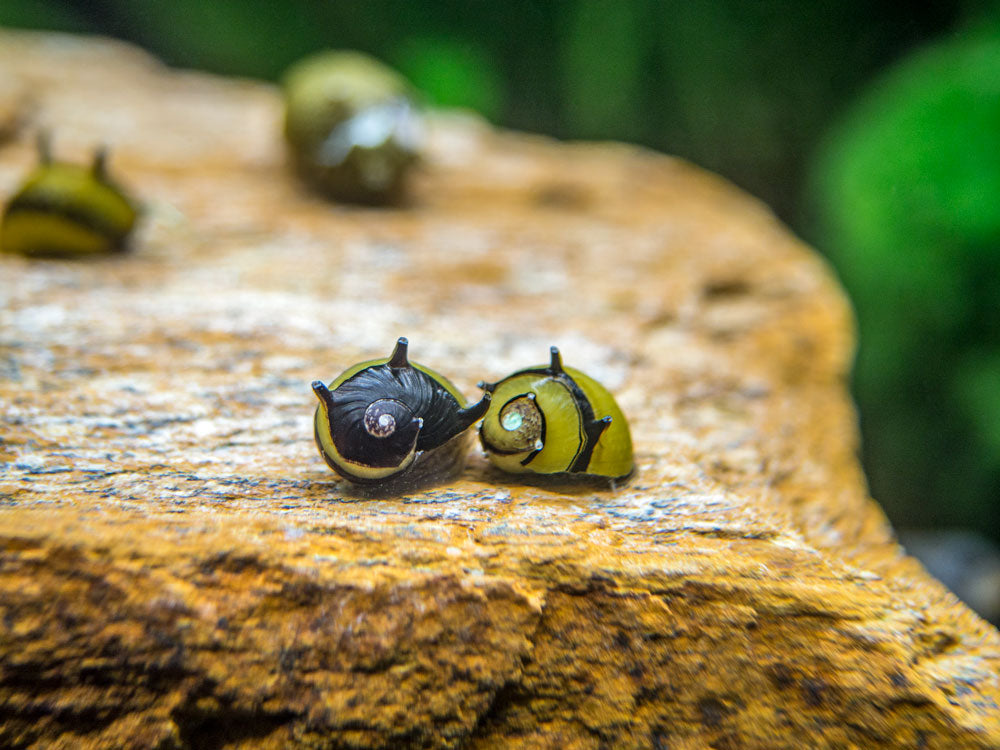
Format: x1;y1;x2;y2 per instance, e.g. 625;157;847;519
479;347;633;480
283;50;422;204
1;133;138;258
312;338;490;484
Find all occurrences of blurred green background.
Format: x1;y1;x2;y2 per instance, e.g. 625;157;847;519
2;1;998;614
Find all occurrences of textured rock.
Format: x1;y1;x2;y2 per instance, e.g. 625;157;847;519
0;29;998;750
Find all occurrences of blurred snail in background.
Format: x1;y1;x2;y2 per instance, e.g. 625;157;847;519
312;338;490;485
479;347;634;480
1;133;138;258
283;50;422;204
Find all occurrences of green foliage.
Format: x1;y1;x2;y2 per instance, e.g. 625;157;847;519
93;1;328;79
0;0;92;32
810;29;1000;532
394;38;504;120
956;351;1000;460
558;0;645;140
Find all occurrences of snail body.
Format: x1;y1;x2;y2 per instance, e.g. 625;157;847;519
479;347;633;480
283;50;421;204
1;134;138;258
312;338;489;484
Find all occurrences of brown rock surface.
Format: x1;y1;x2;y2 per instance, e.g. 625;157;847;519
1;29;998;750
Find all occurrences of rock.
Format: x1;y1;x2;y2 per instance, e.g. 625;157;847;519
0;28;998;750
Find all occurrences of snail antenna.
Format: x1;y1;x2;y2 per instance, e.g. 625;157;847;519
585;416;612;444
92;145;109;180
549;346;564;375
456;392;491;431
568;416;613;474
311;380;334;409
36;130;52;165
388;337;410;369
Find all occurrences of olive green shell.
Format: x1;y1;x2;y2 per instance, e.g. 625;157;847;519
1;139;138;258
479;347;634;480
282;50;421;204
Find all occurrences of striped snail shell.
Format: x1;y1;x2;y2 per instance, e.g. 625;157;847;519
1;133;138;258
479;347;634;480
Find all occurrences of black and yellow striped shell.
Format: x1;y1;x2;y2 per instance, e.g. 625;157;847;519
312;338;490;484
283;50;421;205
1;134;138;258
479;347;633;480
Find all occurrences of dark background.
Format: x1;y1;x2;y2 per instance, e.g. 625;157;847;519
2;1;998;617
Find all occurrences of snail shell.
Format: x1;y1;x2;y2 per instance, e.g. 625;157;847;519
1;133;138;258
312;338;489;485
479;347;633;480
283;50;422;204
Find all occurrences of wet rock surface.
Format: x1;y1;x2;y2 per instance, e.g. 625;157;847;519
1;29;998;750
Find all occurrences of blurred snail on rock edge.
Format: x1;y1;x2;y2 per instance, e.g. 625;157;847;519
283;50;422;205
1;133;138;258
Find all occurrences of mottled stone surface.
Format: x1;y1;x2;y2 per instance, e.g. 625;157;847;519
0;29;998;750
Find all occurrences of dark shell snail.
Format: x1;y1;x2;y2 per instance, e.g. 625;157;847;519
312;338;489;484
